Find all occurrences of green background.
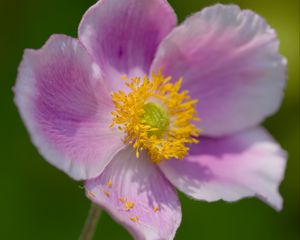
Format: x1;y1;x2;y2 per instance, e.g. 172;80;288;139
0;0;299;239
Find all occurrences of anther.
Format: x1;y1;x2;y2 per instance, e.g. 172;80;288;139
103;190;110;198
129;216;138;222
87;191;96;199
124;201;135;211
106;179;113;188
153;205;160;212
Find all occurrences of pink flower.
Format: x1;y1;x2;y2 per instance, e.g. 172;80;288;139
14;1;287;239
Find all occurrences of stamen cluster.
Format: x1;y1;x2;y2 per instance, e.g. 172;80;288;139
110;71;200;163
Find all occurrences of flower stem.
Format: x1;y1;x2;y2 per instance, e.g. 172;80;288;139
79;203;102;240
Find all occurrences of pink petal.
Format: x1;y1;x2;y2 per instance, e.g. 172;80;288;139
85;147;181;240
151;4;287;137
78;0;177;92
159;127;287;210
14;34;124;180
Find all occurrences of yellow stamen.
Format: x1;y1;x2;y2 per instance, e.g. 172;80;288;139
111;71;200;163
120;75;128;81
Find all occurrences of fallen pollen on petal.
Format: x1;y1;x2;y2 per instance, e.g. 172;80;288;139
129;216;139;222
153;205;160;212
118;197;126;203
103;190;110;198
124;201;135;211
87;191;96;199
106;179;113;188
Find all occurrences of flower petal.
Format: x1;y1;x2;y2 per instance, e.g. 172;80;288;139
14;34;124;180
78;0;177;92
151;4;287;137
85;147;181;240
159;127;287;210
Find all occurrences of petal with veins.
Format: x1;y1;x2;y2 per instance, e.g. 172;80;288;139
79;0;177;92
159;127;287;211
14;34;124;180
85;147;181;240
151;4;286;137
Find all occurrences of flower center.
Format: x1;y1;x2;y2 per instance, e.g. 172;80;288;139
142;102;169;137
110;71;200;163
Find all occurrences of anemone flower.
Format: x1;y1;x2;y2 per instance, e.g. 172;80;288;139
14;0;287;239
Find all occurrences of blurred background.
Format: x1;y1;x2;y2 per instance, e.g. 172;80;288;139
0;0;299;239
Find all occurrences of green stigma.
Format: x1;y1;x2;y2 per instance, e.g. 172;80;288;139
142;102;169;137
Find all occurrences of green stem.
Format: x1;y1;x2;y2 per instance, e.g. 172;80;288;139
79;203;102;240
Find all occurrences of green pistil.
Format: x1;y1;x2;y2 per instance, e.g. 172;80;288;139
142;102;169;137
